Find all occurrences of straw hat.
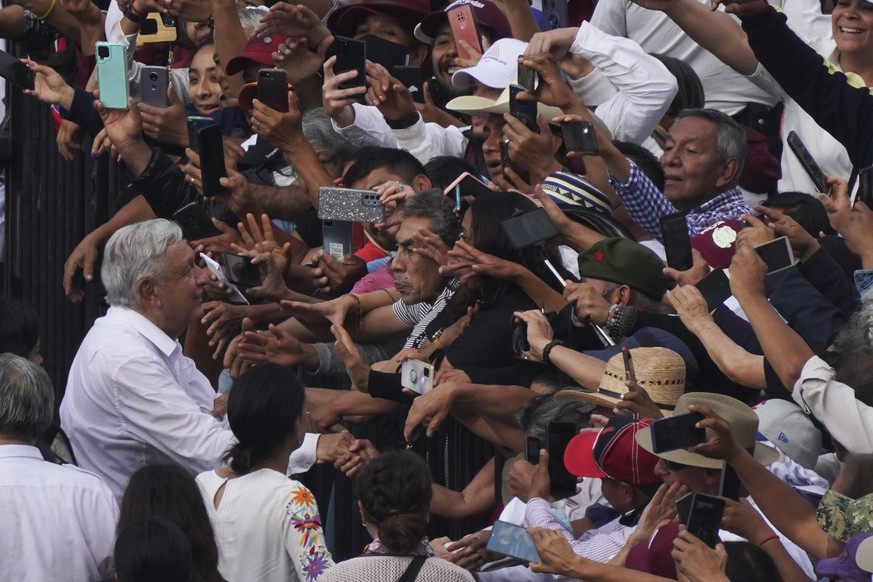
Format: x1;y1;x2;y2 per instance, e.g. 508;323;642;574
446;85;564;121
554;347;685;415
635;392;781;469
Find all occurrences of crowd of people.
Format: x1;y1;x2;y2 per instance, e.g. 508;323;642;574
2;0;873;579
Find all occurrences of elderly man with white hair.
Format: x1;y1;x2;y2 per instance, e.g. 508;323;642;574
0;353;117;580
60;218;235;500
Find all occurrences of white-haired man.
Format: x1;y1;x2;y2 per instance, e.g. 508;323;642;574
0;354;117;580
60;219;234;500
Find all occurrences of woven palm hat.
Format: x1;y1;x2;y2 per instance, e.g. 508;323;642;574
554;348;685;415
635;392;780;469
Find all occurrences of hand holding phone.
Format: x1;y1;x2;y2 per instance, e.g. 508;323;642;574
400;360;435;395
509;84;539;133
547;422;579;499
448;4;482;61
258;68;289;112
650;412;706;454
622;346;636;383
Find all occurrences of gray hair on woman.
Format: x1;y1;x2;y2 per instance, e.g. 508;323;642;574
101;219;184;309
0;353;53;441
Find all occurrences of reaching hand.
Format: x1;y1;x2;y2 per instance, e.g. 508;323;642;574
819;174;873;265
612;380;666;419
94;96;144;153
727;243;767;301
364;61;417;121
512;310;555;362
251;90;306;151
506;449;551;501
322;55;366;124
666;285;714;334
138;83;187;146
331;323;370;391
23;60;75;108
236;322;308;367
528;527;587;576
563;282;610;326
403;382;459;440
63;232;101;302
755;206;820;263
672;527;729;582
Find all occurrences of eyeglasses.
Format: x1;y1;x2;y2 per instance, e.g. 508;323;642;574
664;459;691;472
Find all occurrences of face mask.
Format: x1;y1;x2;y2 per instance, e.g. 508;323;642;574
360;34;410;71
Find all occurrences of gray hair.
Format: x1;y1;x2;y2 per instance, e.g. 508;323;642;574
302;107;357;170
600;281;668;315
675;108;746;185
519;393;595;443
101;219;184;309
0;353;53;441
238;6;268;38
401;189;463;248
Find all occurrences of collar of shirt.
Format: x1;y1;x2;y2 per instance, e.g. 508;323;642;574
106;306;180;357
0;444;43;460
686;187;752;233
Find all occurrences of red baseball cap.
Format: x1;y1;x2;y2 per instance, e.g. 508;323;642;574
225;33;289;76
564;416;661;485
327;0;430;38
690;218;742;269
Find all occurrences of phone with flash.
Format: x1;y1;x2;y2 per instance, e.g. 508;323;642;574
400;359;435;395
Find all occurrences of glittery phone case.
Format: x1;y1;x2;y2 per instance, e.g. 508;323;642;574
317;187;384;222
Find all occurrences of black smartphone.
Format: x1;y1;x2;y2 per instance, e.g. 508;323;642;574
517;62;538;93
499;208;559;250
754;236;794;274
524;436;541;464
509;84;538;133
258;68;289;112
173;202;221;239
197;124;228;197
786;131;827;194
221;252;262;287
326;36;366;98
425;76;449;107
622;346;636;383
187;116;215;152
684;493;725;548
0;50;34;90
141;66;169;107
856;165;873;209
719;465;742;501
392;65;424;103
660;212;693;271
650;412;706;454
695;268;732;312
561;120;598;154
542;0;569;30
547;422;578;499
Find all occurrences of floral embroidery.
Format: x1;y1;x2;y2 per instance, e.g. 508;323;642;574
302;550;330;581
291;485;315;508
292;514;323;548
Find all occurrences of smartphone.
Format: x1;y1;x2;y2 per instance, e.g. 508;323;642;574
443;172;493;199
650;412;706;454
322;219;354;260
547;422;579;499
326;36;366;98
187;116;216;152
425;76;449;107
0;50;34;90
486;521;540;563
141;66;169;107
856;165;873;209
197;124;228;197
509;84;538;133
95;42;129;109
561;121;598;154
754;236;794;274
719;465;742;501
694;268;732;312
173;202;221;239
684;493;726;549
258;68;289;113
448;3;482;61
622;346;636;383
400;360;435;395
317;187;385;222
660;212;693;271
140;12;177;42
524;436;541;464
199;253;249;304
517;63;538;93
499;208;559;250
786;131;827;194
542;0;570;30
392;66;424;103
221;252;262;288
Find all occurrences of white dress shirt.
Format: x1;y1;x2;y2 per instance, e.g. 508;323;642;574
0;445;118;581
61;306;236;500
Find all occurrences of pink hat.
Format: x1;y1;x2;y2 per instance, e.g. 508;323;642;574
225;34;289;76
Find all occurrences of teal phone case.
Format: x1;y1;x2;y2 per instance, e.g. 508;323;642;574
95;42;129;109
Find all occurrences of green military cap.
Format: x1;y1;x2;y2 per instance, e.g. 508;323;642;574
817;490;873;543
577;238;671;301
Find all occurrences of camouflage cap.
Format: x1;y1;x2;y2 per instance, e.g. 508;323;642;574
816;489;873;543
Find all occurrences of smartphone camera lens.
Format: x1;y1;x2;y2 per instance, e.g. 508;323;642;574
149;72;158;82
97;45;109;59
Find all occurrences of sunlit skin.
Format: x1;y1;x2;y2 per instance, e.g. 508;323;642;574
146;241;210;339
832;0;873;60
392;216;445;305
188;44;223;116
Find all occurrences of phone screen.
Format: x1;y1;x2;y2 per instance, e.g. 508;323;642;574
650;412;706;454
509;84;538;133
685;494;725;548
695;269;732;312
486;521;540;563
222;253;261;288
622;346;636;383
547;422;578;499
754;236;794;273
660;212;693;271
197;124;228;197
856;166;873;209
524;436;541;464
499;208;559;250
561;121;598;154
